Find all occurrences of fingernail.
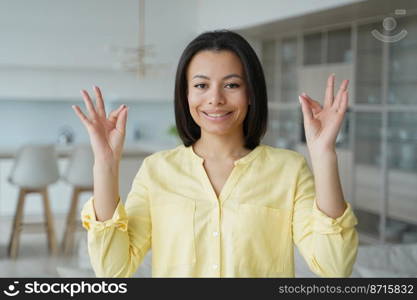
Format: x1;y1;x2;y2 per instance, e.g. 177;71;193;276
298;96;303;104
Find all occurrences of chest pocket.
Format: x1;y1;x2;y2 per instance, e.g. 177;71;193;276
151;195;196;269
235;203;292;274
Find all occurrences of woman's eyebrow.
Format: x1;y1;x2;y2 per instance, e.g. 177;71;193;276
223;74;243;80
192;74;243;80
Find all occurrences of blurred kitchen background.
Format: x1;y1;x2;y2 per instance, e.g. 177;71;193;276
1;0;417;278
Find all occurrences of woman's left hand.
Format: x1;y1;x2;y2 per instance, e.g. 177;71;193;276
299;74;349;155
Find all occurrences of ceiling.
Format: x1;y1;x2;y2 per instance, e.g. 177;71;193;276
238;0;417;39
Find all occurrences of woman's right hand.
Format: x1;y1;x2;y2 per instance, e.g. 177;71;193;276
72;86;128;165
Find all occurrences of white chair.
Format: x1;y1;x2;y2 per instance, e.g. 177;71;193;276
8;144;60;259
61;144;94;255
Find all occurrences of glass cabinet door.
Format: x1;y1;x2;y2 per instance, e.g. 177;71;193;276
388;16;417;105
356;22;383;104
303;32;322;65
327;28;352;63
266;108;300;150
262;40;277;102
386;112;417;243
353;112;383;240
281;37;298;103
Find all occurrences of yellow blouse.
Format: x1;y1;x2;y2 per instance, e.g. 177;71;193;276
80;143;358;278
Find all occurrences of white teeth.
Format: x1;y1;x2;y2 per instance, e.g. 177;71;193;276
205;112;230;117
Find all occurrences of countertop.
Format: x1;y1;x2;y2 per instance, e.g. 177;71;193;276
0;139;180;159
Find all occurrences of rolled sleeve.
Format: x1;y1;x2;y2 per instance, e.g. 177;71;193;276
78;157;152;278
312;200;358;235
292;155;359;277
81;197;128;233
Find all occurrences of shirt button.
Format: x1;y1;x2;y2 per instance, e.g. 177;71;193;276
212;264;218;269
212;231;219;237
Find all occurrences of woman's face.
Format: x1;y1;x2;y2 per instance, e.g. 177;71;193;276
186;50;249;137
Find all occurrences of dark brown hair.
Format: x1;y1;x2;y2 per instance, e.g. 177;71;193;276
174;30;268;150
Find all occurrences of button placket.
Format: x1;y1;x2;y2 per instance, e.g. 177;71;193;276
186;144;265;277
210;204;221;276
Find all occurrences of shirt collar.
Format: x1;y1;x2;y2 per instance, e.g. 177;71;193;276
183;143;265;166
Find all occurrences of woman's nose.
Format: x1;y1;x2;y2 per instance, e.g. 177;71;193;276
208;86;225;105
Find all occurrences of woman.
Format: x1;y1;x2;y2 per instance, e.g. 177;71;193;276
73;30;358;278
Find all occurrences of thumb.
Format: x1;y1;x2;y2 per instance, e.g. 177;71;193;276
115;107;128;134
299;96;313;123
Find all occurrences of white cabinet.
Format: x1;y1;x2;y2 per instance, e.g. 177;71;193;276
297;63;354;102
259;14;417;244
353;18;417;242
354;164;417;226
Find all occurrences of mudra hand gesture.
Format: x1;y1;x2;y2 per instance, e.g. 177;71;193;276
72;86;128;164
299;74;349;156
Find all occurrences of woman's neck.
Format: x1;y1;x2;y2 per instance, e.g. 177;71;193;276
192;130;250;161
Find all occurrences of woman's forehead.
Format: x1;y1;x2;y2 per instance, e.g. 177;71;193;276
187;50;244;79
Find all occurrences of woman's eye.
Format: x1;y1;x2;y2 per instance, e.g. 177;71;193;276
194;83;207;89
225;83;240;88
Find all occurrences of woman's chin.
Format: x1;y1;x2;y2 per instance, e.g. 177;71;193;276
200;126;237;137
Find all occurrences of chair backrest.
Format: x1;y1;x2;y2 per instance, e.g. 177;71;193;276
62;144;94;187
9;144;60;188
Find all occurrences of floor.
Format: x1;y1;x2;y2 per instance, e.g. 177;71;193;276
0;214;87;277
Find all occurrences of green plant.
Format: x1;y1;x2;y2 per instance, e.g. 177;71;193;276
167;125;179;137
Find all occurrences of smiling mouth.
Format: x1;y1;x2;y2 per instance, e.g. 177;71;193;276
201;111;233;121
202;111;232;117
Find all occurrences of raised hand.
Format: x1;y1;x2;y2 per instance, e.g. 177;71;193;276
72;86;128;163
299;74;349;155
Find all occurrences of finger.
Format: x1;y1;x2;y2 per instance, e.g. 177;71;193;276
333;79;349;110
80;90;98;119
115;107;128;134
299;96;313;123
109;104;126;123
338;90;349;114
300;94;321;117
324;74;335;108
301;93;322;111
72;105;92;128
93;86;106;119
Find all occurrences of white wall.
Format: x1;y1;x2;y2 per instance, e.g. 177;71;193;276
0;0;366;101
0;0;198;101
197;0;364;31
